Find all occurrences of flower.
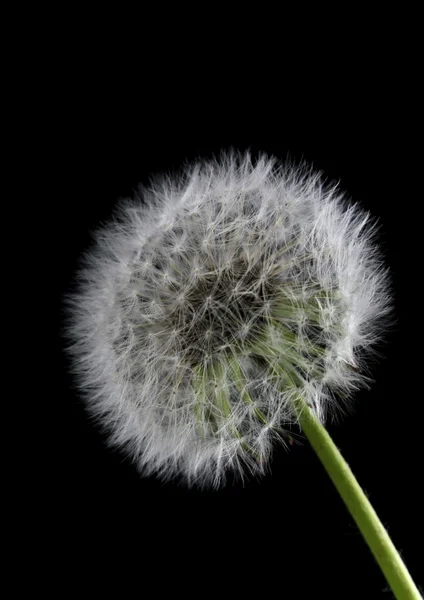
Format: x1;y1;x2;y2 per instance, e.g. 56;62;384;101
64;151;390;488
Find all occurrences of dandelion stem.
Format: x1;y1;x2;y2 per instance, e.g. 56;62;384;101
295;398;421;600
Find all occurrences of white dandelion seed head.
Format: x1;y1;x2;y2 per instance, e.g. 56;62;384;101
64;151;391;488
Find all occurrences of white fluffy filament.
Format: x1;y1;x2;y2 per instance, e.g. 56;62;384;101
64;151;390;488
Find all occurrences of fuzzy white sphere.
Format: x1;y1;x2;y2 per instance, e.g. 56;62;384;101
65;151;390;488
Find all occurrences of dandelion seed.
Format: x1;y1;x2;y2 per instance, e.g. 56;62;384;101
64;151;390;489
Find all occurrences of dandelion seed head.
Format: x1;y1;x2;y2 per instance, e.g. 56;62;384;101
64;151;390;488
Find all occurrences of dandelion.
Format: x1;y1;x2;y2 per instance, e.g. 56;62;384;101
64;151;420;599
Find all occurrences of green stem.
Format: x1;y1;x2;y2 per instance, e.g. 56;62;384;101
295;398;421;600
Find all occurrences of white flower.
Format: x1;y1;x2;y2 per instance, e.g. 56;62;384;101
64;151;390;488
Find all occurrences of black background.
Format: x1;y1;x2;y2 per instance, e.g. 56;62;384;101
49;68;422;598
